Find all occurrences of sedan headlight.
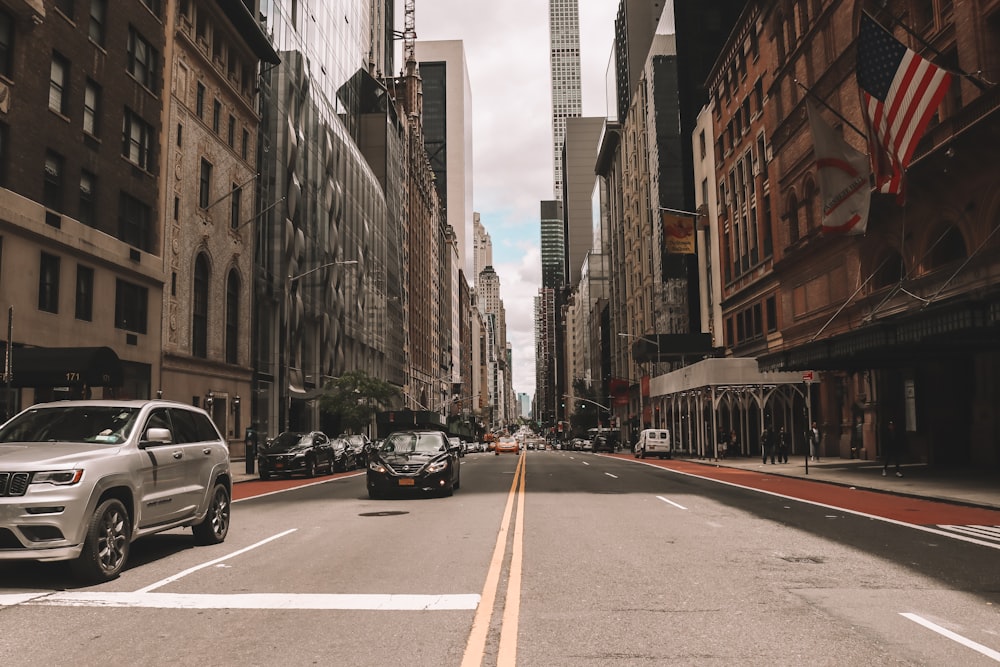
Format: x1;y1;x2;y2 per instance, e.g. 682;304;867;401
426;459;449;474
369;460;387;474
31;470;83;486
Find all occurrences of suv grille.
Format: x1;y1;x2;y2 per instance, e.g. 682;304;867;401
0;472;31;497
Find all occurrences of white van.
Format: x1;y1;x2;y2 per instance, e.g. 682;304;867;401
634;428;671;459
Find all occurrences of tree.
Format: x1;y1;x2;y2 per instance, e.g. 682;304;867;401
318;370;400;435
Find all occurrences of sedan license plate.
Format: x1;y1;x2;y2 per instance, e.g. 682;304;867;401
398;478;415;486
275;462;284;469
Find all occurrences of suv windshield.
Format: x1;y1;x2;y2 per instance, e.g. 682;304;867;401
0;406;140;445
381;432;445;454
262;432;312;452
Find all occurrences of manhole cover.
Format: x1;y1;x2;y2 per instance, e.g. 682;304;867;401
359;511;409;517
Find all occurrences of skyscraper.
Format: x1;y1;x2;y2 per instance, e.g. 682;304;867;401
549;0;583;200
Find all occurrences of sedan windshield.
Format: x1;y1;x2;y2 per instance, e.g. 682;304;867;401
0;406;140;445
381;432;445;454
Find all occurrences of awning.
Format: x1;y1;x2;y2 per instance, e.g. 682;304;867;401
8;346;123;388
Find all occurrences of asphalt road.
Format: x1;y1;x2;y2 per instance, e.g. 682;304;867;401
1;450;998;666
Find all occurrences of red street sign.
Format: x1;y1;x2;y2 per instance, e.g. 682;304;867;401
802;371;814;382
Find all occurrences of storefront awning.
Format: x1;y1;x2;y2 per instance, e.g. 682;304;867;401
8;346;123;388
288;369;326;400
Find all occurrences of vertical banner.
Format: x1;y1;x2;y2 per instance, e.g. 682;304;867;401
662;211;696;254
806;100;871;235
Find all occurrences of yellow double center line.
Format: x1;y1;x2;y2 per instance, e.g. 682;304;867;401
462;451;527;667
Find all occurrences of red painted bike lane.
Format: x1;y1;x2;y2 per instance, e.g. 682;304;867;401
618;456;1000;527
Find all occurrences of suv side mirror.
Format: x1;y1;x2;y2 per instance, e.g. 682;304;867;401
141;427;173;446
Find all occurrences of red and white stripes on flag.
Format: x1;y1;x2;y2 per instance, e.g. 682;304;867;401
806;100;871;235
856;12;952;199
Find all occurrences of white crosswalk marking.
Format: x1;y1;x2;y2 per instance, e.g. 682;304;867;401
935;525;1000;543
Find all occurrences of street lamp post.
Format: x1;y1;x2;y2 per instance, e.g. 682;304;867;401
284;260;359;432
618;332;661;432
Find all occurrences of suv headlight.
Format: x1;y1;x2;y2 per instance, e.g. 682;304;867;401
32;470;84;486
426;459;448;473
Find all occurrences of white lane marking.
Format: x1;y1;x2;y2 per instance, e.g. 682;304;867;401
631;460;1000;551
656;495;687;510
901;612;1000;662
136;529;298;593
7;592;480;611
605;473;618;479
581;461;590;466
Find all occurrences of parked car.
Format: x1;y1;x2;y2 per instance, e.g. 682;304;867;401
257;431;335;479
495;436;519;455
0;399;231;582
635;428;672;459
366;430;461;498
592;433;617;453
449;436;465;457
330;437;358;472
340;433;370;466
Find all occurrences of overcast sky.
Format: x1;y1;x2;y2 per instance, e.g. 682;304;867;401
415;1;620;400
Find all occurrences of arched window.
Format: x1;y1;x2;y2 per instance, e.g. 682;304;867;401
192;253;209;358
927;224;966;269
787;193;800;244
225;269;240;364
873;250;904;289
803;179;817;230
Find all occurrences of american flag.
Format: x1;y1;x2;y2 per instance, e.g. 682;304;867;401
856;12;952;198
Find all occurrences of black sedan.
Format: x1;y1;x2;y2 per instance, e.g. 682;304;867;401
257;431;335;479
366;430;461;499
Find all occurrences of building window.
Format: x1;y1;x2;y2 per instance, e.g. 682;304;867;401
177;122;182;146
89;0;107;45
227;115;235;147
241;128;250;160
225;269;239;364
83;79;100;136
0;10;12;77
199;158;212;208
49;52;69;115
230;183;241;229
127;26;158;89
192;254;209;358
196;82;205;118
44;151;64;212
118;191;151;251
122;108;154;171
765;296;777;332
115;279;148;334
139;0;161;17
212;99;221;133
75;265;94;321
38;253;60;313
79;170;96;226
0;122;6;187
927;225;966;268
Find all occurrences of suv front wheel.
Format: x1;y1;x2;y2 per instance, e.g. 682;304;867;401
71;498;131;583
192;483;231;545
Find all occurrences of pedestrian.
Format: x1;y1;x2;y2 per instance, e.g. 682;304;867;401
808;421;820;461
717;427;728;459
730;430;738;457
882;419;904;477
777;425;789;463
850;416;863;459
760;424;775;464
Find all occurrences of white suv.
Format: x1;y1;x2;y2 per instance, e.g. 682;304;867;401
0;400;232;582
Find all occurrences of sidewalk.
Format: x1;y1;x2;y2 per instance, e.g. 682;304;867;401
677;454;1000;510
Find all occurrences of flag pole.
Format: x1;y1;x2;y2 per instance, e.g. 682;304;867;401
873;8;991;90
793;79;867;141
